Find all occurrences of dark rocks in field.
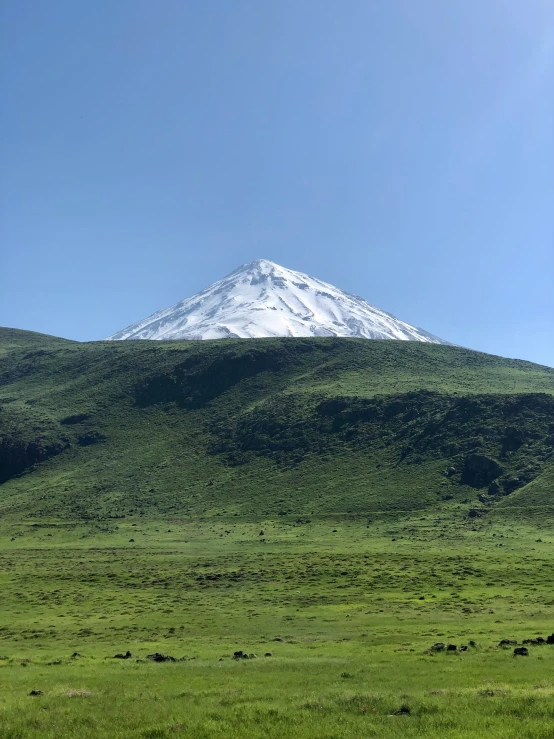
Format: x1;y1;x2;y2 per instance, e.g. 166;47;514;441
498;640;517;647
461;454;503;488
29;690;43;696
114;651;132;659
468;508;487;519
431;643;446;651
547;634;554;645
394;705;411;715
446;644;457;652
146;653;176;662
514;647;529;656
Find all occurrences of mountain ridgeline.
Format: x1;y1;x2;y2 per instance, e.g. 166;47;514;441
0;327;553;522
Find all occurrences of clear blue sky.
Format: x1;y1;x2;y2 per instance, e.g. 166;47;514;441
1;1;553;366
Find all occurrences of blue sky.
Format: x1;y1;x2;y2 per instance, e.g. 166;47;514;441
1;0;553;366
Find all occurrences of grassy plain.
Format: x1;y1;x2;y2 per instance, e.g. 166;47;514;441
1;514;554;738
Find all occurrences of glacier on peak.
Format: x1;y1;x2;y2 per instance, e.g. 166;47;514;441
106;259;447;344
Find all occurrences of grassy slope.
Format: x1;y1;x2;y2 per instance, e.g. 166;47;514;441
0;330;553;522
1;329;554;738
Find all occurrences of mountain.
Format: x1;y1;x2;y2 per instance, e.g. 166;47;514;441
107;259;447;343
1;328;552;523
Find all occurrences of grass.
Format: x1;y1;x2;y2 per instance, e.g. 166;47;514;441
1;516;554;738
0;329;553;737
1;332;553;521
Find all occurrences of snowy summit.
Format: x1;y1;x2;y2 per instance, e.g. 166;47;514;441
107;259;446;343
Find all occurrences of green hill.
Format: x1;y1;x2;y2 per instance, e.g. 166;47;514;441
1;328;552;522
2;327;554;739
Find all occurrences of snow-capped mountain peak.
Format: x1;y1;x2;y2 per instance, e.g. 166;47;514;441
107;259;446;343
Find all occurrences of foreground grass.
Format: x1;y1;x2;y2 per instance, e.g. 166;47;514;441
1;515;553;738
1;331;553;736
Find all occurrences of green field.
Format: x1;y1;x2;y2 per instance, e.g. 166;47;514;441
0;329;553;737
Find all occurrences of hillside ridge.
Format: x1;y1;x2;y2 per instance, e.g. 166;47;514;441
0;329;552;523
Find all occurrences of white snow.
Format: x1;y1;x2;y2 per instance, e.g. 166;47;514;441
107;259;446;344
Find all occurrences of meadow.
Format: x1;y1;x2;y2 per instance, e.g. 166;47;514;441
1;512;554;739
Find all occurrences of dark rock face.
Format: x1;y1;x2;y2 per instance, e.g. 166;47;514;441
207;388;554;481
502;477;523;494
461;454;503;488
60;413;90;425
514;647;529;656
77;431;106;446
0;437;67;484
501;426;526;454
488;480;502;495
135;343;317;409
